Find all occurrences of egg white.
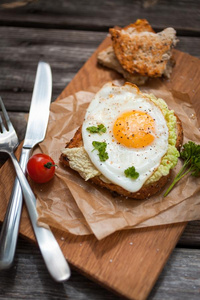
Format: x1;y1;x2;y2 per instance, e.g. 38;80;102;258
82;82;169;193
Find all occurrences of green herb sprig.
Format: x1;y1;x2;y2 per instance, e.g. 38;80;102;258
87;124;106;135
124;166;139;179
92;141;109;162
164;141;200;197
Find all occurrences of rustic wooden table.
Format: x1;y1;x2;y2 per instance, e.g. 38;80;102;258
0;0;200;299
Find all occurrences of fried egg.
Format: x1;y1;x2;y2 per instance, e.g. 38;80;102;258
82;82;169;193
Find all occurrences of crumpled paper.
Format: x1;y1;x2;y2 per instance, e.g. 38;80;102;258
32;79;200;240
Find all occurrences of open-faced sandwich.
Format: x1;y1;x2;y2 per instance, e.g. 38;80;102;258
97;19;178;85
60;82;183;199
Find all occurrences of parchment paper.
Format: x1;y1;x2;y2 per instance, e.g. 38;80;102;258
33;79;200;240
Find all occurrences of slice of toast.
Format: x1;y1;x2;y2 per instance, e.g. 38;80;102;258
60;115;183;200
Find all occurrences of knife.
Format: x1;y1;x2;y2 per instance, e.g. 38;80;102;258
0;62;71;281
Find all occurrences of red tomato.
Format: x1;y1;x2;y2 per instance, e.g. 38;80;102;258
26;154;56;183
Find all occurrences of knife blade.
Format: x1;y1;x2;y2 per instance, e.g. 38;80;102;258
0;62;71;281
23;61;52;149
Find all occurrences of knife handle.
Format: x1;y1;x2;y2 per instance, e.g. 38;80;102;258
0;147;30;269
0;149;71;282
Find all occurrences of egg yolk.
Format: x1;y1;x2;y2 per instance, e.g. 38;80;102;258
113;110;155;148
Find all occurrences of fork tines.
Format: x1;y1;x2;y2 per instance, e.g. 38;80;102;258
0;97;12;133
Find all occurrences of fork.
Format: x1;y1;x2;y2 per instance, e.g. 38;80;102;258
0;97;71;281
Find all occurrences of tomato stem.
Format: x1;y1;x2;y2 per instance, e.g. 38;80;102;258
44;162;56;169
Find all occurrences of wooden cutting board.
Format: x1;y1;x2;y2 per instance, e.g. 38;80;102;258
1;36;200;300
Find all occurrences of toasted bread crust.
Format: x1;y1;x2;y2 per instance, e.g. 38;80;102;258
60;114;183;200
97;45;175;84
175;114;183;151
110;24;177;77
98;19;177;82
121;19;155;34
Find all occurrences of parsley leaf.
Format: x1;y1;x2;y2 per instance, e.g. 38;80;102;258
86;124;106;135
164;141;200;196
124;166;139;179
92;141;109;162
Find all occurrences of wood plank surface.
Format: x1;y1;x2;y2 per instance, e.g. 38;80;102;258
0;32;200;299
178;220;200;247
149;248;200;299
0;237;199;300
0;0;199;34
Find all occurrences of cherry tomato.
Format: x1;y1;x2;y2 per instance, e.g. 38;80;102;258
26;154;56;183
